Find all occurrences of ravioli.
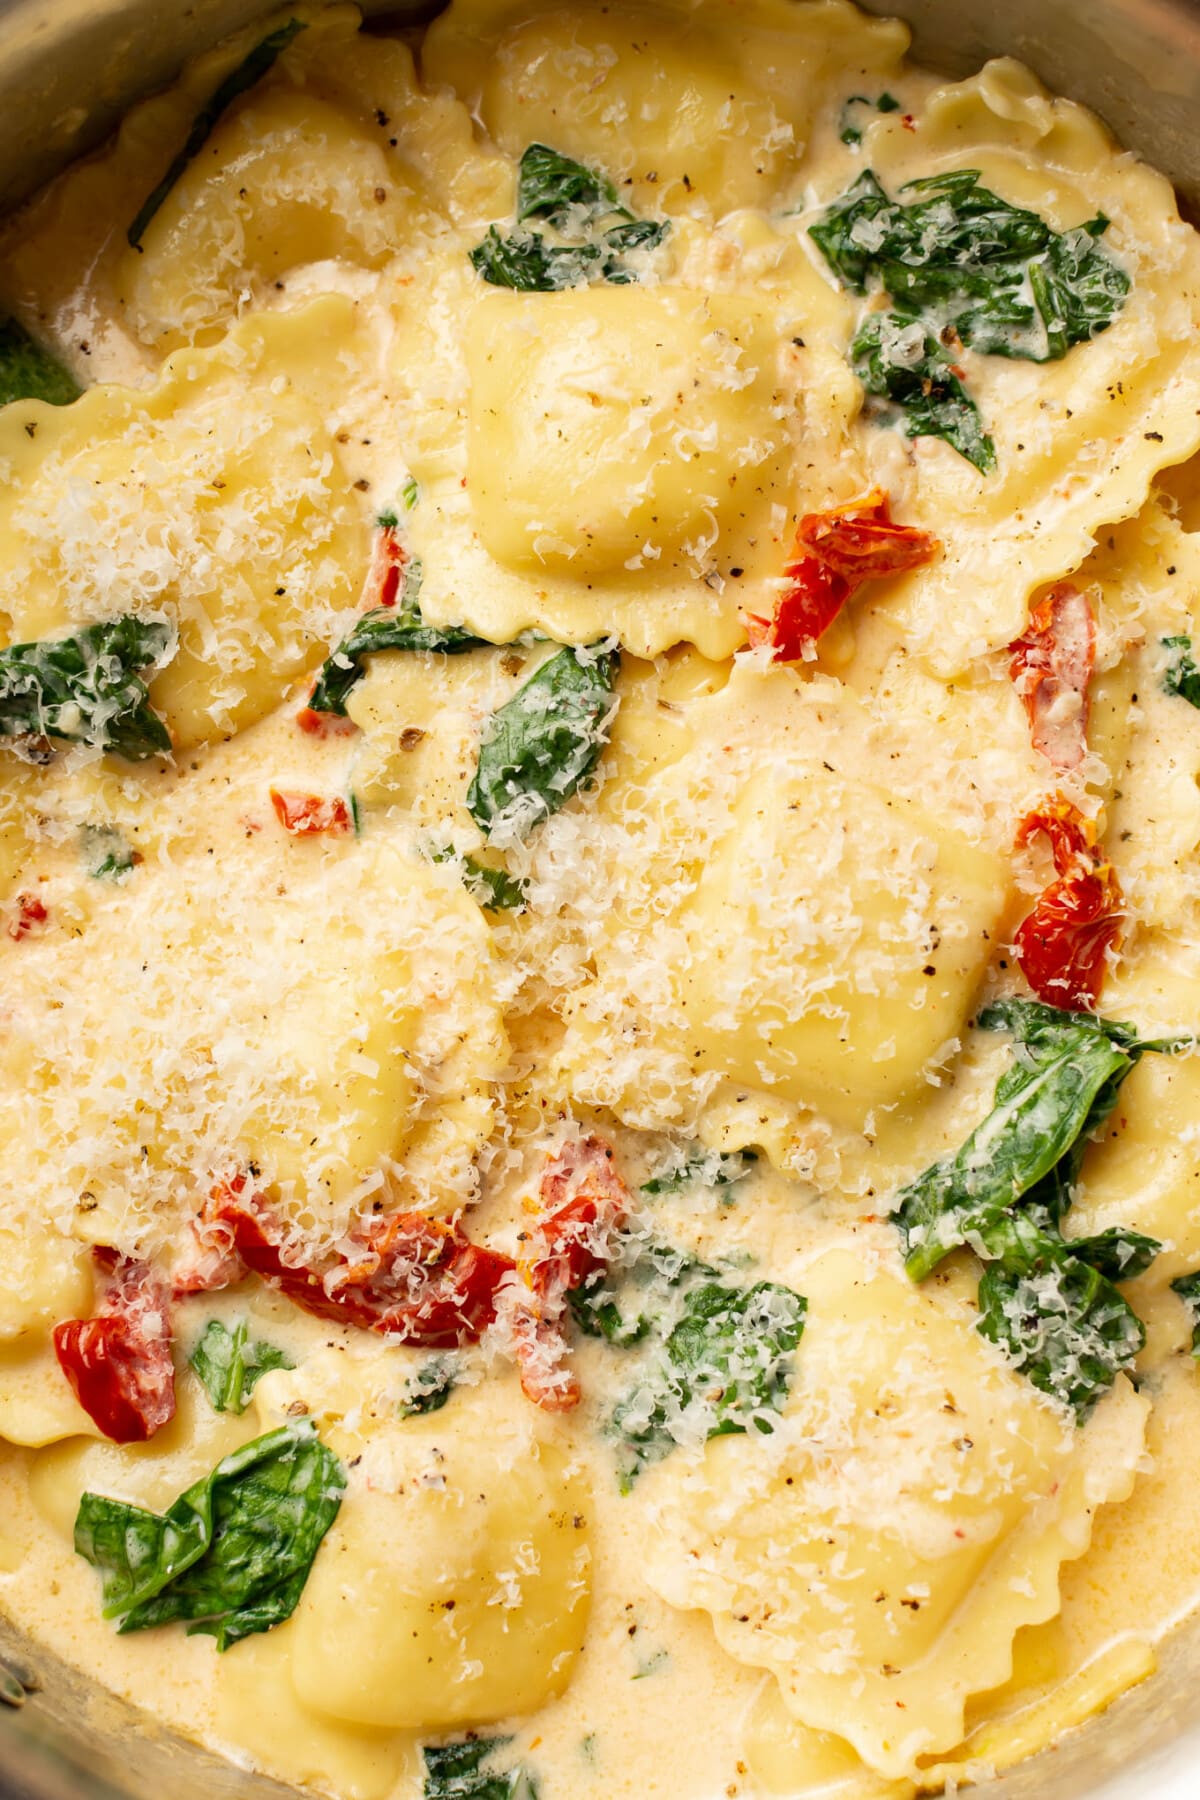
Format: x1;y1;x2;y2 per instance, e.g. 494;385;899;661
641;1248;1149;1777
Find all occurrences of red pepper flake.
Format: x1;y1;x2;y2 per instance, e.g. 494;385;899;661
269;789;353;835
746;489;939;662
7;891;48;940
1013;798;1124;1011
1008;582;1095;772
505;1135;631;1413
53;1253;176;1443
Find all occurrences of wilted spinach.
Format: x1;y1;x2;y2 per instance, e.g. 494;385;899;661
189;1319;293;1416
0;616;173;760
0;317;81;407
422;1738;538;1800
470;144;668;292
466;645;619;840
308;562;486;717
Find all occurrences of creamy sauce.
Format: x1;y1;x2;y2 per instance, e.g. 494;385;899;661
2;3;1200;1797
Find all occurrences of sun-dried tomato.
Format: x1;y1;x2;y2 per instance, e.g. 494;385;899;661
7;892;48;941
507;1135;630;1413
53;1255;176;1443
206;1176;513;1346
750;489;938;661
269;789;353;835
1009;582;1096;771
1013;800;1124;1011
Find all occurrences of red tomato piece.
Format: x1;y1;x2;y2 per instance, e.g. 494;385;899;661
206;1176;513;1346
369;524;407;611
269;789;353;835
53;1255;176;1444
7;892;48;941
507;1135;630;1413
1013;801;1124;1011
294;704;358;739
755;490;939;662
793;488;940;584
1009;582;1096;772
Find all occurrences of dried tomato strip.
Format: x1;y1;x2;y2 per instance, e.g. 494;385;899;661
750;489;939;662
7;892;48;941
1008;582;1096;772
507;1135;631;1413
269;789;353;836
1013;800;1124;1011
207;1177;513;1346
54;1254;176;1444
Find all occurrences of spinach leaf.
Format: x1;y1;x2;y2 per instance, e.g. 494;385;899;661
851;311;996;473
640;1145;757;1198
569;1235;707;1347
81;823;137;880
1172;1272;1200;1355
466;645;619;840
128;18;307;248
0;318;81;407
0;616;173;760
975;1214;1146;1420
189;1320;293;1416
469;227;603;292
308;563;487;717
517;143;624;225
612;1279;806;1489
810;168;1129;468
399;1357;457;1417
1059;1226;1161;1282
430;845;528;912
471;144;667;291
1163;634;1200;709
423;1738;538;1800
76;1422;344;1650
838;93;900;147
892;1010;1132;1280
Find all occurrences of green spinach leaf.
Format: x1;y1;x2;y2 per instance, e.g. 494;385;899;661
810;168;1129;468
80;823;137;880
0;318;81;407
423;1738;538;1800
471;144;667;291
308;563;487;717
1172;1272;1200;1356
612;1279;806;1489
851;311;996;473
128;18;307;248
975;1213;1146;1420
466;645;619;840
640;1145;757;1199
0;616;173;760
399;1357;457;1417
892;1009;1132;1280
76;1422;344;1650
189;1320;293;1416
430;845;528;912
1163;634;1200;709
1060;1226;1161;1282
517;143;624;225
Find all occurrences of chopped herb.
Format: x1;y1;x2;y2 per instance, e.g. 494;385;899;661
466;645;619;840
810;168;1129;467
401;476;420;511
399;1357;457;1417
611;1278;807;1488
876;91;901;111
470;144;668;291
308;562;486;717
189;1320;293;1416
1172;1272;1200;1355
1162;634;1200;708
631;1646;670;1679
422;1738;538;1800
128;18;307;248
838;93;901;147
81;823;136;881
375;509;400;530
0;317;81;407
0;616;173;760
75;1421;344;1650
